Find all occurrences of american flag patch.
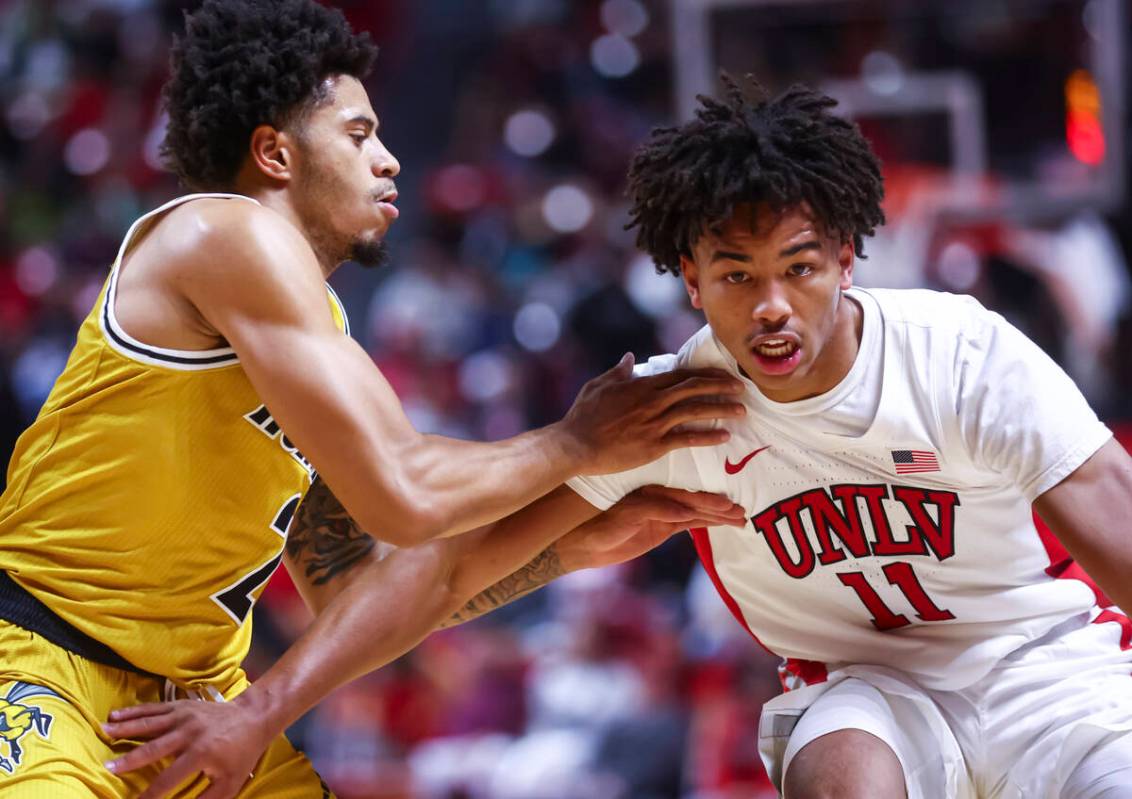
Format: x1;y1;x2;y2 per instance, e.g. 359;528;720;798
891;449;940;474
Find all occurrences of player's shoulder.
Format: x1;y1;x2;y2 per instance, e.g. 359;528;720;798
631;324;729;378
859;287;991;328
162;197;306;264
150;195;322;296
859;287;1003;355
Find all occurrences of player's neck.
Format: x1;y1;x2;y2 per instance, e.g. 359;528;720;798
239;185;340;279
812;291;864;395
749;291;863;404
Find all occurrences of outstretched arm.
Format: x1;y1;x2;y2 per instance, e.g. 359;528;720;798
439;544;565;628
173;202;743;546
438;482;721;627
103;481;745;799
1033;437;1132;614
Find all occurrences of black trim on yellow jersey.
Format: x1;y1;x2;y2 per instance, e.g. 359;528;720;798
0;571;158;678
101;291;239;366
326;282;351;338
101;267;241;368
98;193;349;368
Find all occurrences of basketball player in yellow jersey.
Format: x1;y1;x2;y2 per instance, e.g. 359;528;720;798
0;0;750;796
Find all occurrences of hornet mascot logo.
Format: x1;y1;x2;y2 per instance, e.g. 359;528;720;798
0;682;60;774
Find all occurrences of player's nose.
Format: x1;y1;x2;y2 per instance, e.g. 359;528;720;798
752;282;791;327
372;138;400;178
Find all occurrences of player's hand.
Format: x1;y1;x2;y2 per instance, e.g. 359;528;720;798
556;485;747;571
102;692;272;799
562;353;746;475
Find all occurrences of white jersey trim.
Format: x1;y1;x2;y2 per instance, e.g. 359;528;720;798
99;193;348;370
100;193;255;371
325;281;351;338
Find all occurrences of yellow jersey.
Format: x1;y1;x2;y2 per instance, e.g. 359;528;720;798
0;193;350;689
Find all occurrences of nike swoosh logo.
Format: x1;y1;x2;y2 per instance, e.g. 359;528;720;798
724;445;771;475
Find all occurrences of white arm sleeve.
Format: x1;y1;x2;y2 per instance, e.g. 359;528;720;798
566;455;683;511
955;300;1111;500
567;353;688;510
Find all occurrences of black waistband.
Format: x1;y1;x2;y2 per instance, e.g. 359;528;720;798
0;570;157;678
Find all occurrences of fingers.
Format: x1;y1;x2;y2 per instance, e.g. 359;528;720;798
198;778;245;799
636;485;741;512
107;703;175;723
622;489;746;526
660;506;745;526
646;367;739;389
660;428;732;449
136;752;205;799
609;351;634;377
103;712;179;741
648;374;745;403
627;497;710;524
681;519;726;531
641;501;743;527
655;399;746;433
106;730;189;775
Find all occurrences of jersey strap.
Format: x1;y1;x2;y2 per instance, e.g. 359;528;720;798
99;193;259;371
0;571;157;678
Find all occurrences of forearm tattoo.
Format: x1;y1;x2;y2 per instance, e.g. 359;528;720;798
287;476;376;585
440;545;565;628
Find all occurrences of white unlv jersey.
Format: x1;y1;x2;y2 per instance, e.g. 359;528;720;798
568;288;1116;691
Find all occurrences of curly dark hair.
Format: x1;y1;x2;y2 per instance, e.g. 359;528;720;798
161;0;379;190
625;75;886;275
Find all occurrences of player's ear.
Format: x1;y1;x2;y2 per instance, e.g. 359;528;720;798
248;125;295;183
838;238;854;290
680;255;703;309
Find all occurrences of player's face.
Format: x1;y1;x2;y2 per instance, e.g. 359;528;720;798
289;75;400;267
680;203;859;403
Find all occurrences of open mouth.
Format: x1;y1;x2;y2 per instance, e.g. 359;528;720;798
750;336;802;376
376;190;399;220
753;338;798;359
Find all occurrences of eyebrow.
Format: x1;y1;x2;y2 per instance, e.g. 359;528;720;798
778;240;822;258
709;249;752;264
708;239;822;264
345;115;377;132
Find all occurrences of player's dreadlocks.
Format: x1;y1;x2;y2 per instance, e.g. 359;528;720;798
161;0;378;190
626;75;885;275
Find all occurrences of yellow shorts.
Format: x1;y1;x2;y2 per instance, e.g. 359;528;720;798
0;620;333;798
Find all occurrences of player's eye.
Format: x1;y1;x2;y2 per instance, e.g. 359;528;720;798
787;263;813;277
724;271;750;284
349;132;367;146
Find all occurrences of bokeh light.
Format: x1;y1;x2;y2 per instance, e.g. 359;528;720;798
513;302;561;352
936;240;981;291
590;34;640;78
504;109;556;158
63;128;111;176
541;184;593;233
459;350;514;402
600;0;649;37
861;50;904;95
624;253;686;318
15;246;60;297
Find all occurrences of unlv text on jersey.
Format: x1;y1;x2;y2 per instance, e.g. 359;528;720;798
751;483;960;579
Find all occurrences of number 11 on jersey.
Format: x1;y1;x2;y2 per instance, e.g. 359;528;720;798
838;561;955;630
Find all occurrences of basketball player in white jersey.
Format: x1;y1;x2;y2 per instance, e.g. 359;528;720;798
107;79;1132;797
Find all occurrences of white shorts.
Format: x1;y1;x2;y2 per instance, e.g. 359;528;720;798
758;613;1132;798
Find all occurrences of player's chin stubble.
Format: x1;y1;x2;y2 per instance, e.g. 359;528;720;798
351;238;389;269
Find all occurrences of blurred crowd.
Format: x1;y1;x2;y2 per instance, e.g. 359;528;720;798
1;1;1130;797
